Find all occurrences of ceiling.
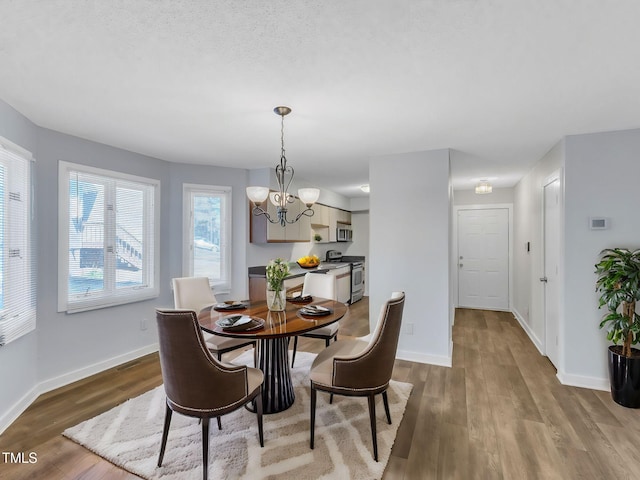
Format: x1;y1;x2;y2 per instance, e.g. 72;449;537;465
1;1;639;198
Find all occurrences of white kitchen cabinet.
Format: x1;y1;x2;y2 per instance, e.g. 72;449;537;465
328;265;351;304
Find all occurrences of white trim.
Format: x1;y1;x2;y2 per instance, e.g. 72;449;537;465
182;183;233;293
0;385;40;437
0;135;34;161
556;370;609;391
512;307;545;355
452;203;514;310
57;161;161;313
396;348;452;367
0;343;159;435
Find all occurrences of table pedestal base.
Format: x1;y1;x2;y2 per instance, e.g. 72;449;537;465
257;337;294;414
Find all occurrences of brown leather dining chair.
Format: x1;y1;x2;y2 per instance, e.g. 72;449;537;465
309;292;405;461
172;276;257;365
290;272;339;367
155;309;264;480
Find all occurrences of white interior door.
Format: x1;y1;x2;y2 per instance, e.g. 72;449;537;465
458;208;509;310
543;179;560;368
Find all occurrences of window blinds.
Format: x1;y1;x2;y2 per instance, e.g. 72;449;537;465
0;138;35;347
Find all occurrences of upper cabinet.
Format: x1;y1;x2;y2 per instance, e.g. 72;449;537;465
312;205;351;244
250;197;351;244
250;195;311;243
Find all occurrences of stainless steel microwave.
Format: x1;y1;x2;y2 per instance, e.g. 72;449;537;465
337;226;352;242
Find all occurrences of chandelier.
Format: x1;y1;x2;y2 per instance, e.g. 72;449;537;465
246;106;320;226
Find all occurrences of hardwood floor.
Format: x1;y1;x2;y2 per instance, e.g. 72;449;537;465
1;304;639;479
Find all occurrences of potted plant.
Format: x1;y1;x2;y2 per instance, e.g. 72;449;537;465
595;248;640;407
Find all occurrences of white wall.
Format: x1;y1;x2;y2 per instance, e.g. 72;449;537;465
513;142;564;353
561;128;640;388
369;149;451;366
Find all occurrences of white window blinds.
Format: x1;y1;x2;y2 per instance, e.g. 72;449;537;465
0;138;35;347
58;162;160;313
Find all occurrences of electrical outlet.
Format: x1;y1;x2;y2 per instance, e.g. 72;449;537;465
140;318;148;331
403;323;414;335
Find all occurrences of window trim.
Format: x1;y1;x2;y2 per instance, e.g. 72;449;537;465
0;136;36;346
182;183;232;293
57;161;160;313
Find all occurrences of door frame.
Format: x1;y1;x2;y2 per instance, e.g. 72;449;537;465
453;203;513;311
541;170;564;370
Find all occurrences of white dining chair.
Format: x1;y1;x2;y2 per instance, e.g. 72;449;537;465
172;277;256;364
290;272;340;367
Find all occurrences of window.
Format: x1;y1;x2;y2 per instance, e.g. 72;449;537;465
183;184;232;292
58;162;159;313
0;137;35;347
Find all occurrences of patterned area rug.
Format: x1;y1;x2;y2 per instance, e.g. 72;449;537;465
64;351;413;479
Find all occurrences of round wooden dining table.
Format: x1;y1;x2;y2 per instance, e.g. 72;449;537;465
198;297;348;414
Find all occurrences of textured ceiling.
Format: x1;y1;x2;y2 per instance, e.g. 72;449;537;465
1;1;639;197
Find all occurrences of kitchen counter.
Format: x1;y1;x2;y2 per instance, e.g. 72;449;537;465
248;264;331;279
248;264;329;301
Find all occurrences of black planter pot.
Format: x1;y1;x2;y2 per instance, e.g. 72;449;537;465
608;345;640;408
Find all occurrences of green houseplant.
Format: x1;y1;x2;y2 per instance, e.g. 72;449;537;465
595;248;640;407
266;258;290;311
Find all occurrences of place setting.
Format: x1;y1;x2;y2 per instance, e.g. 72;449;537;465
297;303;333;318
212;300;248;312
215;314;264;332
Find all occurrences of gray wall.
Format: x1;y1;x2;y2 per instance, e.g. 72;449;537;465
0;100;39;430
562;129;640;386
369;149;451;366
513;128;640;390
34;128;173;384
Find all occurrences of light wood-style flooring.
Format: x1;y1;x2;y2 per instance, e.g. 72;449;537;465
1;304;639;479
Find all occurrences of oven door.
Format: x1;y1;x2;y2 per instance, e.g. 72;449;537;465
350;264;364;302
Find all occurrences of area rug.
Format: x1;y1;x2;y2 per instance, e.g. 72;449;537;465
64;351;413;479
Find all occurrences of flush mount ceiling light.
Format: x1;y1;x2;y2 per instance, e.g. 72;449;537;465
475;180;493;194
246;106;320;227
360;184;370;193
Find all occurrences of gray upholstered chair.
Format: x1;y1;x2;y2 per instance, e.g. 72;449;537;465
155;309;264;480
290;272;339;367
172;276;256;364
309;292;405;461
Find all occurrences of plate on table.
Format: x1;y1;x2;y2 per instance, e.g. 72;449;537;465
216;315;264;332
213;301;247;312
288;294;313;304
299;305;333;316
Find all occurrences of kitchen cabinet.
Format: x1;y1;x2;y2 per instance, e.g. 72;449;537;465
250;197;351;244
328;265;351;304
250;195;311;243
328;208;352;242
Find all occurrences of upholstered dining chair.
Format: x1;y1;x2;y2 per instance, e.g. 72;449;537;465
172;276;256;365
308;291;405;461
290;272;339;367
155;309;264;480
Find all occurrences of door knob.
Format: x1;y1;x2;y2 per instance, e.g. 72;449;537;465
539;277;548;283
459;264;463;268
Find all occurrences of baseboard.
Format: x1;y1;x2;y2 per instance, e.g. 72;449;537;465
396;348;452;367
38;343;159;395
511;308;545;355
0;386;40;436
0;343;159;435
557;370;609;392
